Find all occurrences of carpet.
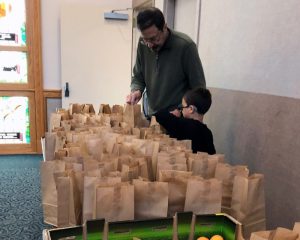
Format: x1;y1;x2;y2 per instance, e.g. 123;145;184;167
0;154;51;240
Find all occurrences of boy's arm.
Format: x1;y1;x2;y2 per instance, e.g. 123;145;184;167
155;109;187;138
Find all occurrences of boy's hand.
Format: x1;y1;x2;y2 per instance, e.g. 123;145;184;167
170;109;181;117
126;90;142;104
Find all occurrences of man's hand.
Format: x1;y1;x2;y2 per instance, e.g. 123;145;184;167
170;109;181;118
126;90;142;105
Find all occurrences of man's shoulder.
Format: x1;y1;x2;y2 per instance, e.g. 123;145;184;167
170;29;195;46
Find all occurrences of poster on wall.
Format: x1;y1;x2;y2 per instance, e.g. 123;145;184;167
0;51;27;83
0;96;30;144
0;0;26;46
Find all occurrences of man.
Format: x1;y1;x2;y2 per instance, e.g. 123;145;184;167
126;7;206;116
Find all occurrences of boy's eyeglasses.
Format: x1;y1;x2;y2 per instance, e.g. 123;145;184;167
177;104;190;111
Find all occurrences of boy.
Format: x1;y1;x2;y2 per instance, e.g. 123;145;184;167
155;87;216;154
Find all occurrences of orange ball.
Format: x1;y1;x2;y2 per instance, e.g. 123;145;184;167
197;237;209;240
210;235;224;240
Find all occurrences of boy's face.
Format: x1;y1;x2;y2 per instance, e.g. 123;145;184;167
181;98;192;118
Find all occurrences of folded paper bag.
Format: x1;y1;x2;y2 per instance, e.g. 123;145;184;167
271;227;299;240
250;230;271;240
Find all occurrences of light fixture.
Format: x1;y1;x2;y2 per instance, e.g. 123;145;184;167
104;8;131;21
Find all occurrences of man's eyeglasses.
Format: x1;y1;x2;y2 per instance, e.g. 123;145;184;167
142;31;162;44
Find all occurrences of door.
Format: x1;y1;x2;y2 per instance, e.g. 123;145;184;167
60;1;132;110
0;0;43;154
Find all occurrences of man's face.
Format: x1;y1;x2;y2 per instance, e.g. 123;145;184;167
141;25;166;52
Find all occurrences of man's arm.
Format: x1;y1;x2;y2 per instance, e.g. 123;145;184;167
127;42;146;104
183;43;206;89
131;42;146;89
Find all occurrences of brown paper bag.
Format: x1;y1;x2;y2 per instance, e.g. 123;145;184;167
54;170;83;227
133;179;168;219
54;149;68;160
190;157;217;179
157;163;187;180
93;183;134;222
102;158;118;176
65;162;83;171
121;161;139;182
111;104;124;114
82;176;121;222
151;141;160;180
56;108;70;120
271;227;299;240
250;230;272;240
102;132;120;154
69;103;84;114
123;104;142;128
61;120;72;131
55;132;67;152
174;139;192;151
293;223;300;237
137;157;150;180
159;170;192;217
83;104;95;114
40;161;65;226
184;178;222;214
45;132;56;161
83;159;100;172
251;228;299;240
86;138;103;161
56;175;76;227
231;174;266;239
187;152;208;171
150;115;162;134
49;113;61;131
66;146;83;158
99;104;111;114
214;163;249;214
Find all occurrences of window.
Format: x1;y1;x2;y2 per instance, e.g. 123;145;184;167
0;0;43;154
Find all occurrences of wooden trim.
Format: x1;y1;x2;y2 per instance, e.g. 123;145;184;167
0;88;35;92
27;0;44;153
0;46;27;52
43;89;62;132
44;89;62;98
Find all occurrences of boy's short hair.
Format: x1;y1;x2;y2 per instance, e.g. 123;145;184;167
183;87;212;115
137;7;165;31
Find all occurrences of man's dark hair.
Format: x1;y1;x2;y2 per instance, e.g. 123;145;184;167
184;87;212;115
137;7;165;31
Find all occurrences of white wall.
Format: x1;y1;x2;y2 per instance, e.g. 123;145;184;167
60;1;132;109
41;0;62;89
199;0;300;99
173;0;198;41
196;0;300;229
155;0;164;11
41;0;132;95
